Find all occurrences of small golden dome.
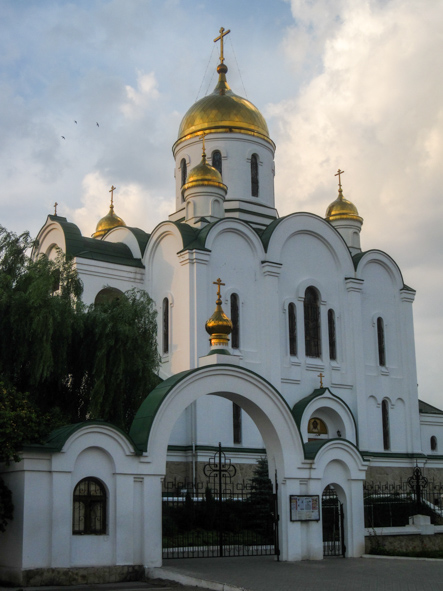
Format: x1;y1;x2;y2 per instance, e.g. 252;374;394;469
325;172;362;223
92;187;126;239
182;149;227;193
175;62;271;148
205;278;233;348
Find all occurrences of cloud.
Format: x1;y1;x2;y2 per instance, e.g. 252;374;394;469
69;170;173;239
121;71;160;119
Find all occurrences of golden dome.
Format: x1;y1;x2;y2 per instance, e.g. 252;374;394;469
175;63;271;148
325;173;362;223
205;278;233;348
182;149;227;193
92;188;126;239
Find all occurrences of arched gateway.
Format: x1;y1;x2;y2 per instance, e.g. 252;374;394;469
128;363;367;565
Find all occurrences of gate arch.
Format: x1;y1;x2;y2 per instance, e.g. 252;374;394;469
130;364;304;479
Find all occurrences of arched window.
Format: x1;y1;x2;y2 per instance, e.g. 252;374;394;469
328;309;337;361
162;297;169;355
251;154;259;197
304;287;321;358
180;158;187;188
288;302;297;356
94;287;124;306
377;317;386;366
212;150;222;175
233;402;242;444
73;477;107;535
382;399;390;450
231;293;240;350
431;436;438;452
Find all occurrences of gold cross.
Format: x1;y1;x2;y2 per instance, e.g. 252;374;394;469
318;372;324;388
214;27;231;63
109;185;116;208
213;278;225;300
201;133;206;158
54;202;58;215
335;169;345;189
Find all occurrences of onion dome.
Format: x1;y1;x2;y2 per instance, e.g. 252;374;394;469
325;170;363;223
176;61;270;147
92;186;126;239
182;144;227;194
205;278;233;348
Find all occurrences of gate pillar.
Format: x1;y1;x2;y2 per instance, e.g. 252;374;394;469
142;474;163;568
278;478;324;561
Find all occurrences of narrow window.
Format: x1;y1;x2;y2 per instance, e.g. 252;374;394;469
231;293;240;350
212;150;222;175
382;400;390;450
431;436;437;452
377;317;386;366
162;297;169;354
73;478;107;535
251;154;259;197
304;287;321;358
328;309;337;361
233;403;242;444
180;158;187;187
288;302;297;356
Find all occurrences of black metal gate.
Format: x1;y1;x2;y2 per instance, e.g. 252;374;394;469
162;445;279;559
322;486;345;557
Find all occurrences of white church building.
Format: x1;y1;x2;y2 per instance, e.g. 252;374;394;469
2;29;443;586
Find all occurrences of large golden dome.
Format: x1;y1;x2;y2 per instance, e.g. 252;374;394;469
175;63;271;147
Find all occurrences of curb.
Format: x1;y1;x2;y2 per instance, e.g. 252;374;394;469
362;553;443;562
146;567;248;591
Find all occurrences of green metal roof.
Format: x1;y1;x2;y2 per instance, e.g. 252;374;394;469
419;400;443;415
352;249;413;292
23;420;139;454
47;215;144;268
304;438;364;460
292;387;359;447
129;365;298;454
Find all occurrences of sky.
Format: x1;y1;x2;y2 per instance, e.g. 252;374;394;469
1;0;442;408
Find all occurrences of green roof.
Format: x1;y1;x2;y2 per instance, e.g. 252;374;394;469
47;216;144;268
23;420;139;454
129;365;297;454
419;400;443;415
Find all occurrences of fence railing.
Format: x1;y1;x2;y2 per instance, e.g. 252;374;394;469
364;479;443;528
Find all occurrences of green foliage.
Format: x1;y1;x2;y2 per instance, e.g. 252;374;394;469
0;225;160;433
84;288;161;430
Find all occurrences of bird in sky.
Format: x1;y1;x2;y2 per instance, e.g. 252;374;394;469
61;136;65;139
74;120;77;124
96;122;99;127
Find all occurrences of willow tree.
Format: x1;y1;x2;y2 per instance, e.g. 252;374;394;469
0;226;160;432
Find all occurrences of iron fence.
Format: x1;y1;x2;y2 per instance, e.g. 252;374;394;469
364;479;443;528
162;478;278;559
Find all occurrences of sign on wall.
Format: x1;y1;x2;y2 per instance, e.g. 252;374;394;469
289;495;320;521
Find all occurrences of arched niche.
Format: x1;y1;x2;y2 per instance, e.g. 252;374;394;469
94;287;124;306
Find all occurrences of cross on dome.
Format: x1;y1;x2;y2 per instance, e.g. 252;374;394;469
214;27;230;63
335;169;345;190
213;277;225;302
109;185;116;209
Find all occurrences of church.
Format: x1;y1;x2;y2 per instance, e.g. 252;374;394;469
2;27;443;586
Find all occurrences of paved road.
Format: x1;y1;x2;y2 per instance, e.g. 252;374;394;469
156;555;443;591
3;556;443;591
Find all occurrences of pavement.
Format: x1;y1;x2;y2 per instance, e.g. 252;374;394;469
2;555;443;591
